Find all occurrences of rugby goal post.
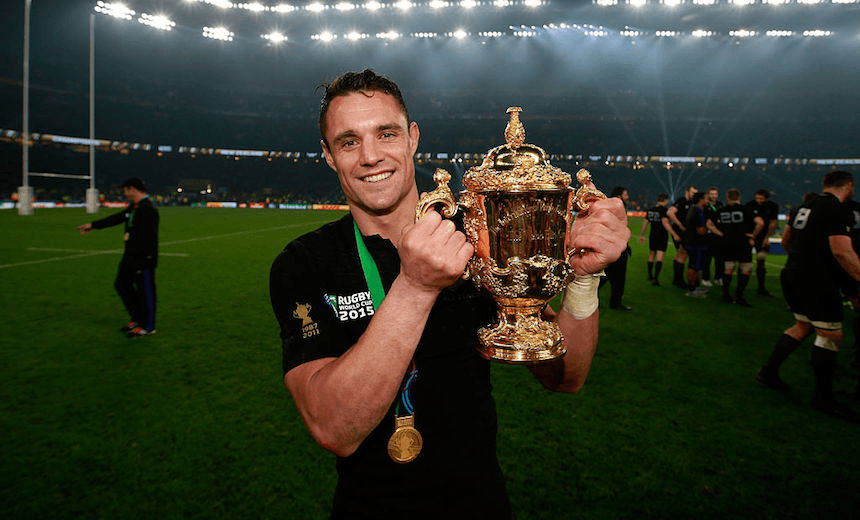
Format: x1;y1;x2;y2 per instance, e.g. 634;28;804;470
19;9;98;215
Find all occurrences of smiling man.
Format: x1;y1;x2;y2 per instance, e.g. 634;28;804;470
269;69;630;519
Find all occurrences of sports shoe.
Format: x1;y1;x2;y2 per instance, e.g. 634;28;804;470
811;397;860;423
126;327;156;338
686;289;706;299
702;280;713;287
756;368;790;391
758;289;774;297
651;279;661;286
734;297;752;308
120;321;138;332
714;279;723;286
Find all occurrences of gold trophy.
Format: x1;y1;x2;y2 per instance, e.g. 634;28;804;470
416;107;606;364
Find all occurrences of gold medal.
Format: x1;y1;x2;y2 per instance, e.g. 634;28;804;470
387;415;422;464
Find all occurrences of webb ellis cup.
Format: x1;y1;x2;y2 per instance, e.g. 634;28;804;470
416;107;606;364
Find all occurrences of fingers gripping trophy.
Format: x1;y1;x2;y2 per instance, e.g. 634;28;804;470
416;107;607;364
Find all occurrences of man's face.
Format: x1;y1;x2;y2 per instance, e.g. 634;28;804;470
686;187;698;200
754;193;766;205
707;189;718;203
620;190;629;204
123;187;142;203
321;91;420;216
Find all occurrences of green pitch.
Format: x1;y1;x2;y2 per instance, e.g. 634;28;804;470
1;208;858;519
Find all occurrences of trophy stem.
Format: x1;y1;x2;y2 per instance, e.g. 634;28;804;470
477;299;566;364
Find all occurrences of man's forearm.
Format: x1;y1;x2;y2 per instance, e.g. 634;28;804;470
285;276;439;457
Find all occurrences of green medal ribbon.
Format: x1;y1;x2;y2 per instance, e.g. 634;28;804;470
353;220;386;311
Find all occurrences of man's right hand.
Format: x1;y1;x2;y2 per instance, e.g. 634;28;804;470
397;209;473;294
76;223;92;235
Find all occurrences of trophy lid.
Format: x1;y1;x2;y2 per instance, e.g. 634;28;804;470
463;107;571;192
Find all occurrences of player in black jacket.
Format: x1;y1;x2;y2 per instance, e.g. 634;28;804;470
77;178;159;337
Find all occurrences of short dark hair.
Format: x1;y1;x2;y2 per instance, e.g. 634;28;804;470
692;192;705;204
726;188;741;201
317;69;410;147
657;192;669;203
610;186;627;198
122;177;146;192
755;189;770;199
822;170;853;189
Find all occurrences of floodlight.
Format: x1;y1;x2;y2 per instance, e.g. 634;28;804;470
803;30;832;37
262;31;288;42
412;32;438;38
628;0;646;6
831;0;857;3
620;30;641;36
691;29;713;37
479;31;504;37
395;1;414;10
312;31;337;41
524;0;543;6
272;4;297;12
460;0;478;7
204;0;234;8
595;0;619;5
662;0;682;6
138;13;176;31
729;0;754;5
346;31;369;40
306;2;326;12
376;31;401;39
494;0;513;6
94;2;135;20
364;1;383;9
797;0;823;3
766;30;793;36
429;0;449;7
237;2;267;11
729;29;756;37
691;0;716;4
335;2;356;11
449;29;468;39
203;26;234;41
762;0;789;4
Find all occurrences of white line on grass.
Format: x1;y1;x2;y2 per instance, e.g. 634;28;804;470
0;220;331;270
28;248;190;257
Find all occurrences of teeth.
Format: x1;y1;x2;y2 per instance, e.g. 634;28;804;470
364;171;392;183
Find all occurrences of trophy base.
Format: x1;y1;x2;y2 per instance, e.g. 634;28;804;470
476;303;567;364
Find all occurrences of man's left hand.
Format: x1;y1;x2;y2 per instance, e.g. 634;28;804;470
569;196;630;275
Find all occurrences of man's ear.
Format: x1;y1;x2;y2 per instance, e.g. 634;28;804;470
408;121;420;156
321;139;336;171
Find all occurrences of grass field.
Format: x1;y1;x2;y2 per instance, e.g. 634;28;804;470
1;207;858;519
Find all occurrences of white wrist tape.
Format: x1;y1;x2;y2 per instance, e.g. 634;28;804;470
562;272;603;320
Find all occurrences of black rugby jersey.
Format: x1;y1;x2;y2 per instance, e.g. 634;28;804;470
269;213;511;519
784;193;851;283
646;205;669;242
718;203;757;247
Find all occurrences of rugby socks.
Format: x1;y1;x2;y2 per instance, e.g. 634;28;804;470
763;334;801;373
673;261;684;285
722;274;732;298
647;261;653;280
654;262;662;281
736;273;750;298
756;266;767;291
811;346;838;401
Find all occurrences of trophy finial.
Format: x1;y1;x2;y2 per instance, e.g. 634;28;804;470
504;107;525;150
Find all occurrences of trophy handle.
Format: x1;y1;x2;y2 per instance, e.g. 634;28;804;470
571;169;607;213
415;168;458;223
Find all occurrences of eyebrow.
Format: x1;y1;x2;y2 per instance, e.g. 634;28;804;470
331;123;405;146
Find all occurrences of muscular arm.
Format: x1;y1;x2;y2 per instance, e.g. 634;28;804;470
667;205;684;231
662;217;679;240
284;211;472;457
639;218;648;244
830;235;860;283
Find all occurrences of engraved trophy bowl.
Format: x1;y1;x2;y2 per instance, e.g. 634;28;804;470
416;107;606;364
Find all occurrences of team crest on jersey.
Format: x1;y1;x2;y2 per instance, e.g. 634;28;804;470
324;291;375;322
293;303;320;339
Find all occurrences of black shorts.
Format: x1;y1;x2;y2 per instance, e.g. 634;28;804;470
687;247;706;271
650;234;669;252
781;269;843;324
754;240;770;254
722;244;753;263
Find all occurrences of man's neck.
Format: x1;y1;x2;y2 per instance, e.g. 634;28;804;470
823;187;846;203
351;194;419;248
